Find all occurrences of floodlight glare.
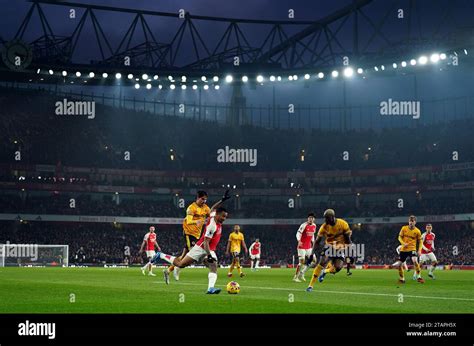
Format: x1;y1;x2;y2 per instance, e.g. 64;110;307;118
293;75;298;80
153;75;158;80
201;76;207;81
192;85;197;90
430;54;440;63
331;70;339;77
128;74;133;79
288;75;294;81
357;68;363;74
62;71;67;77
304;73;310;79
242;76;249;82
89;72;95;78
374;66;379;71
256;75;264;83
440;53;447;60
225;75;233;83
418;56;428;65
102;72;108;78
141;74;148;80
277;76;282;81
181;85;186;90
343;67;354;78
317;72;324;79
170;84;176;90
134;83;140;89
115;73;122;79
214;85;220;90
410;59;417;66
48;69;54;75
392;63;398;69
213;76;219;82
146;83;152;89
76;71;81;77
203;84;209;90
401;61;407;67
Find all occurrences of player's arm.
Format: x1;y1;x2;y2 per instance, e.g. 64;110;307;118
248;242;254;253
241;239;248;254
398;229;405;246
202;237;215;263
343;224;352;245
209;189;231;212
416;231;423;254
139;236;147;254
154;240;161;252
226;237;231;255
421;233;429;252
296;223;305;247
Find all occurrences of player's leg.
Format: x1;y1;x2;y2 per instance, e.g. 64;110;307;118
294;249;305;281
396;252;409;283
228;253;237;277
307;255;329;290
203;252;221;294
255;255;260;270
412;255;424;283
428;253;437;279
346;257;353;276
299;249;313;280
250;256;255;270
235;253;245;277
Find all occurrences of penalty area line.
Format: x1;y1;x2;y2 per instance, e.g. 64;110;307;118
154;281;474;302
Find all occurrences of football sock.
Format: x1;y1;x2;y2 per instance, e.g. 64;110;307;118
208;272;217;289
295;263;301;277
160;253;176;265
415;262;421;275
167;265;175;273
398;266;405;280
346;263;351;273
236;259;242;275
255;260;260;268
229;260;235;274
250;260;254;269
309;264;324;287
301;264;308;274
325;263;336;274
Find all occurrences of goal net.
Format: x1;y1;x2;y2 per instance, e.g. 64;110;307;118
0;244;69;267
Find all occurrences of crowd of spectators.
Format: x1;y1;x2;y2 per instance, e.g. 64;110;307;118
0;220;471;266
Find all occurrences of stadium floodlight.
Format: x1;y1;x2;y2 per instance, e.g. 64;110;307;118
288;75;293;81
153;75;159;80
134;83;140;89
418;56;428;65
181;76;187;82
214;85;220;90
401;61;407;67
181;84;186;90
36;68;41;74
256;75;264;83
89;72;95;78
192;84;197;90
277;76;282;81
440;53;447;60
293;75;298;80
392;63;398;69
203;84;209;90
158;84;163;89
381;65;385;70
357;68;363;74
48;69;54;75
269;75;276;82
464;49;468;55
225;75;233;83
62;71;67;77
102;72;108;78
304;73;310;80
127;74;133;79
115;73;122;79
146;83;152;89
343;67;354;78
142;74;148;80
331;70;339;78
213;76;219;82
170;84;176;90
168;75;173;81
201;76;207;81
242;75;249;82
76;71;81;77
430;53;440;63
318;72;324;79
374;66;379;71
410;59;417;66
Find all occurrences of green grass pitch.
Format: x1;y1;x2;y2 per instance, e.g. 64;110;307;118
0;267;473;313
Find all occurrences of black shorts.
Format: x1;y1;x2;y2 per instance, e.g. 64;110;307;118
183;233;199;251
399;250;417;263
320;245;345;262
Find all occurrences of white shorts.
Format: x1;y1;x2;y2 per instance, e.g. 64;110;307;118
250;254;260;260
145;250;156;258
187;245;217;263
297;248;312;259
420;252;437;263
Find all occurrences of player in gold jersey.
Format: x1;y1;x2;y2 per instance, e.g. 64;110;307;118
226;225;248;277
306;209;352;292
165;190;230;282
391;215;425;284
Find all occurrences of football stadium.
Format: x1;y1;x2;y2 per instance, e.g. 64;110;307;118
0;0;473;344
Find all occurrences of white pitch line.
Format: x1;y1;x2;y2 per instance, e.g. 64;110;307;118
154;281;474;302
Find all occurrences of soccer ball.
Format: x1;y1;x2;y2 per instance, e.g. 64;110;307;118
226;281;240;294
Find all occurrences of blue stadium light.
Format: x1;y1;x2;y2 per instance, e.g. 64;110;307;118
158;84;163;89
381;65;385;70
146;83;152;89
440;53;447;60
134;83;140;89
170;84;176;90
343;67;354;78
331;70;339;78
181;84;186;90
115;73;122;79
89;72;95;78
214;85;220;90
153;75;159;80
142;74;148;80
242;75;249;82
464;49;468;55
76;71;82;77
192;85;197;90
317;72;324;79
430;53;440;63
401;61;407;67
357;68;363;74
256;75;264;83
62;71;67;77
225;75;233;83
203;84;209;90
213;76;219;82
418;56;428;65
269;75;276;82
293;74;298;80
288;75;293;81
304;73;310;80
277;76;282;81
392;63;398;69
374;66;379;71
201;76;207;82
127;74;133;80
48;69;54;75
168;75;173;81
410;59;417;66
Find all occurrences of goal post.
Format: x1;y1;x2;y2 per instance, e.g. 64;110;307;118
0;244;69;267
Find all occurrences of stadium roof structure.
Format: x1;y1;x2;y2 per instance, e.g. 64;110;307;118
0;0;473;86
